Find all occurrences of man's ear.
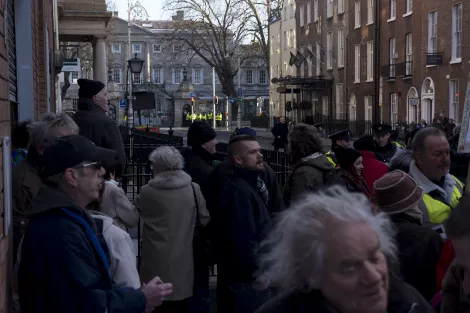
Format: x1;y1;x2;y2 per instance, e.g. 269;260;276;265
63;168;79;187
233;154;243;165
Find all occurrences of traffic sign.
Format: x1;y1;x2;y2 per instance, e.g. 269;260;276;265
119;99;126;108
229;98;234;104
237;88;243;96
189;92;195;98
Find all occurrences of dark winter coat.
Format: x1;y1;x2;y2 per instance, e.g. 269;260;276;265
181;146;215;189
18;186;146;313
217;167;273;283
271;123;288;150
354;135;398;164
73;99;126;177
256;275;435;313
390;213;443;301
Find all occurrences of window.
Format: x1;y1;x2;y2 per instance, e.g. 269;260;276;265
338;28;344;67
300;5;305;26
314;0;319;21
405;33;412;75
316;42;321;75
349;94;357;121
354;45;360;82
112;44;121;53
192;68;203;84
428;11;438;53
365;96;373;121
322;96;329;116
277;33;280;52
307;1;312;24
355;2;361;28
292;29;296;48
327;0;333;18
283;31;287;49
390;0;396;20
450;80;459;122
389;38;396;78
338;0;344;14
152;68;163;84
152;44;161;53
283;7;287;20
259;69;267;84
390;93;398;125
336;84;344;119
367;41;373;81
173;44;181;53
132;72;142;84
327;31;333;69
112;68;121;84
406;0;412;14
132;44;141;54
452;3;462;61
246;70;254;84
71;71;79;80
367;0;374;24
287;30;291;48
308;44;313;76
173;68;183;84
290;0;294;18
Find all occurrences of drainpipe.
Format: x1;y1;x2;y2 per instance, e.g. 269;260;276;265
373;0;381;124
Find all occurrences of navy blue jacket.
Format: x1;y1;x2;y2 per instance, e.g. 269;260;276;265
18;186;146;313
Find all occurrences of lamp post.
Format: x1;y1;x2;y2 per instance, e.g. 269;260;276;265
127;53;145;128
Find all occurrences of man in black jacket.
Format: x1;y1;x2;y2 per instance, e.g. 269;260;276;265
74;79;126;178
217;136;273;313
18;135;172;313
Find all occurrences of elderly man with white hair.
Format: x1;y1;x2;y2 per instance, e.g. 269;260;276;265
135;146;210;313
256;186;434;313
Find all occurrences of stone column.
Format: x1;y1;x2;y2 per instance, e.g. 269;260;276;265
93;37;107;83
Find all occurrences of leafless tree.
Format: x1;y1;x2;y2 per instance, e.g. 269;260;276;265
60;43;93;100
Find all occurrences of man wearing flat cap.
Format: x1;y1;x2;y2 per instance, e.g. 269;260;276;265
326;129;353;168
74;78;126;178
354;124;399;164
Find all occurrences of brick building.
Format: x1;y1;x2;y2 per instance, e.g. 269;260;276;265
381;0;468;125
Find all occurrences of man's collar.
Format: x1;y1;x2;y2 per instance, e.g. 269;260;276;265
409;161;454;195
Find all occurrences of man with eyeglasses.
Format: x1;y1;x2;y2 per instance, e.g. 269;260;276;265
17;135;173;313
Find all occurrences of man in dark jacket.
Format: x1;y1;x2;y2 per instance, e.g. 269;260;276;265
354;124;399;165
217;136;272;313
73;78;126;178
18;135;172;313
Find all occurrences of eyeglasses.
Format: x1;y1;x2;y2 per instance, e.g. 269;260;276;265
73;162;103;170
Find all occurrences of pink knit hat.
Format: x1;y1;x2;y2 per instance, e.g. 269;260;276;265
373;170;424;213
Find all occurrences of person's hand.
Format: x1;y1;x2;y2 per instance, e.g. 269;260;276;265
141;276;173;311
252;277;269;291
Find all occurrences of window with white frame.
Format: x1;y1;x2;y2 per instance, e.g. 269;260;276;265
406;0;412;14
300;5;305;26
336;84;344;119
428;11;438;53
152;44;161;53
354;44;360;82
112;44;121;53
259;69;267;84
132;44;141;54
327;31;333;69
316;42;321;75
405;33;412;75
390;93;398;125
307;1;312;24
365;96;372;121
367;0;374;24
327;0;333;18
355;2;361;28
322;96;329;116
338;28;344;67
314;0;319;21
112;68;121;84
287;30;291;48
367;41;373;81
450;79;459;122
192;68;203;84
173;44;181;53
390;0;396;20
152;68;163;84
290;0;294;18
132;72;142;84
389;38;396;78
283;31;287;49
308;44;313;76
349;94;357;121
292;29;296;48
452;3;462;61
246;70;254;84
338;0;344;14
172;68;183;84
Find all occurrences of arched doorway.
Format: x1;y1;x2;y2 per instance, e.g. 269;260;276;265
406;87;419;124
421;78;435;123
349;93;357;121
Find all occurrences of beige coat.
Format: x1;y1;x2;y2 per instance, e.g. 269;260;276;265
101;180;139;231
135;170;209;301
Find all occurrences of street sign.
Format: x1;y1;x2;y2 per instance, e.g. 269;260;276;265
62;58;81;72
189;92;195;98
119;99;126;108
237;88;243;96
229;98;234;104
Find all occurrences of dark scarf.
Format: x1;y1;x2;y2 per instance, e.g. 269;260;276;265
340;168;372;201
77;98;105;113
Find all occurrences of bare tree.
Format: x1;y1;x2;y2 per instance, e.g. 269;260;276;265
60;43;93;100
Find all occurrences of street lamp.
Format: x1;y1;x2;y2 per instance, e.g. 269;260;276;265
126;53;145;127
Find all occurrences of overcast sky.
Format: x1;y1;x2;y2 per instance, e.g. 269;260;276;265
114;0;170;20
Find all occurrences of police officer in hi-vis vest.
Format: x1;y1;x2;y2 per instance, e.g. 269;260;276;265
326;129;353;168
408;127;464;235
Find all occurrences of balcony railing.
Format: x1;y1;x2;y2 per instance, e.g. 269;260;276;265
395;61;412;77
426;53;444;66
380;64;396;80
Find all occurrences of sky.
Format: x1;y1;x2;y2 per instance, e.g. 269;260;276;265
114;0;170;20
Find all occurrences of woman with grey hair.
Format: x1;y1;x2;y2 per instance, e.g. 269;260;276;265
135;146;210;313
256;186;434;313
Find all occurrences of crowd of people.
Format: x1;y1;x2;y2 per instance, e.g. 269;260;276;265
8;77;470;313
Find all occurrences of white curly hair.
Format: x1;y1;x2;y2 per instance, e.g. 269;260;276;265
149;146;185;172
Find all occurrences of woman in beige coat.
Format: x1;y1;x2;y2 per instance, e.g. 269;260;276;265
135;146;210;313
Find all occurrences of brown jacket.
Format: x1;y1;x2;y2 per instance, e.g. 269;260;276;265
135;170;210;301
